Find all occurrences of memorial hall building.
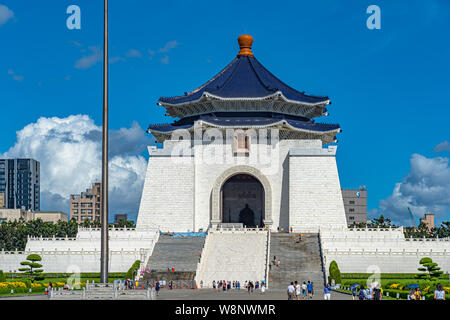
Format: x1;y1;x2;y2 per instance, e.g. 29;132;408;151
137;35;347;233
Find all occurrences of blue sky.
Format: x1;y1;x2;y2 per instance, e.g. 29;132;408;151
1;0;449;224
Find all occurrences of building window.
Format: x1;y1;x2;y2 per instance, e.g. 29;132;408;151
349;216;355;220
349;208;355;212
349;200;355;204
234;133;250;154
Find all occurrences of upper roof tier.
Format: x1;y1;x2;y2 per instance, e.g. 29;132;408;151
158;35;331;119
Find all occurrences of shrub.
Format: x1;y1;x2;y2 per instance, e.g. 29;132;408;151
416;257;443;281
328;261;342;284
0;270;6;282
126;260;141;280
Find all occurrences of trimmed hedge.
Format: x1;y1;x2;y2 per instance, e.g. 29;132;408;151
341;273;448;280
329;261;342;284
3;272;127;279
126;261;141;280
0;271;6;282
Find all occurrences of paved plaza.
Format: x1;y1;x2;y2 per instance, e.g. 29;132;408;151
0;289;352;301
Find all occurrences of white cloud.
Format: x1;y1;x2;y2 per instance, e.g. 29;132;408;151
158;40;178;53
371;153;450;225
109;56;125;64
2;115;153;221
7;69;24;82
125;49;142;58
0;5;14;26
75;46;102;69
434;141;450;153
160;55;170;65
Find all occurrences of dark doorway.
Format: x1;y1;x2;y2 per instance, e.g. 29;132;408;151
221;174;264;228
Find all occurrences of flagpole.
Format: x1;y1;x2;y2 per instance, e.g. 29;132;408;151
100;0;109;284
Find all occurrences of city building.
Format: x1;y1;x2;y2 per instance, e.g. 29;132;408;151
0;209;67;224
34;211;68;223
70;182;101;223
419;213;435;230
0;159;40;211
341;187;368;225
0;192;4;208
114;214;128;223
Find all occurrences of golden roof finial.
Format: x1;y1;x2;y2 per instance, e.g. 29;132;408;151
237;35;254;57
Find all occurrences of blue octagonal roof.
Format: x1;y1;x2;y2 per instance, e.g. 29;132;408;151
159;55;329;106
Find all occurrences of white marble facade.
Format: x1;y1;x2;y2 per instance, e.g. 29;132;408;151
136;136;348;233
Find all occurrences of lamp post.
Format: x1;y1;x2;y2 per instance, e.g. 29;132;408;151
100;0;109;284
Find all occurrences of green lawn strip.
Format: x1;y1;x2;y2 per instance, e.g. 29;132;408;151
341;273;449;280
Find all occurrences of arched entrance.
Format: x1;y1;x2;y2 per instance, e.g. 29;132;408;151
211;165;273;228
221;174;264;228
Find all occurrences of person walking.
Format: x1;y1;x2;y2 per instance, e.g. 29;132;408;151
351;286;358;300
301;281;307;299
323;283;331;300
295;281;301;301
311;281;315;297
261;282;266;294
287;282;295;300
358;285;367;300
373;284;382;300
414;288;422;300
155;281;160;296
434;283;446;300
307;281;313;299
237;281;240;291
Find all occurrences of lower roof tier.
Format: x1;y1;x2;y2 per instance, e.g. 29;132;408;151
148;112;341;144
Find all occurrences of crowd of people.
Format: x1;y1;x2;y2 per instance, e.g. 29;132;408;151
212;280;266;294
351;284;383;300
287;281;321;300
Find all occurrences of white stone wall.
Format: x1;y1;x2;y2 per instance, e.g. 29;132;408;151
0;228;159;273
136;154;195;232
320;228;450;275
0;250;147;273
137;138;345;233
289;146;348;233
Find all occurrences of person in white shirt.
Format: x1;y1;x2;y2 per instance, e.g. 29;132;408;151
434;283;446;300
287;282;295;300
301;282;307;299
294;281;301;300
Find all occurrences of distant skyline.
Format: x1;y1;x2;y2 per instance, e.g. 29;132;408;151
1;0;449;225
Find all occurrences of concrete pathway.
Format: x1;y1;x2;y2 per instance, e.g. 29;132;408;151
0;289;353;300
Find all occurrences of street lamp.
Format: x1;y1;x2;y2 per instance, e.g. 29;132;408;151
100;0;109;284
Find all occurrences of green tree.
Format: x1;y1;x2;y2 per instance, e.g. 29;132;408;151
369;215;395;228
416;257;443;281
19;254;44;281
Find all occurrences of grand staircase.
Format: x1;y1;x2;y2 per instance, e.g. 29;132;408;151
195;229;269;287
141;235;205;282
268;233;325;291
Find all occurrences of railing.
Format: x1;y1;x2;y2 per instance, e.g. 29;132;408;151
210;227;267;233
264;228;271;289
49;285;156;300
137;229;160;281
317;232;327;286
194;229;211;285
